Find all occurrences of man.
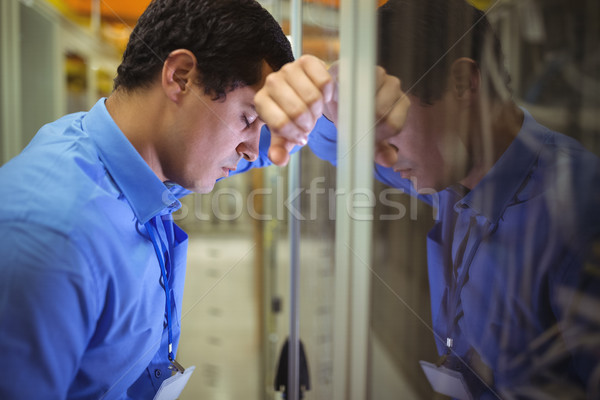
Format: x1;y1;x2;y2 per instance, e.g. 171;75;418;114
0;1;293;398
255;0;600;398
0;0;406;398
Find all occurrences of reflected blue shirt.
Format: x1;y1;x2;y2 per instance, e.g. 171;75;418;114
0;98;274;399
309;111;600;397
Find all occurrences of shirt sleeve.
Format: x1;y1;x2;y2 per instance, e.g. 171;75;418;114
0;223;97;399
306;116;339;166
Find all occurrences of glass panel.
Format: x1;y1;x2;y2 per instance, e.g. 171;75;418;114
371;0;600;399
296;2;339;398
273;2;340;399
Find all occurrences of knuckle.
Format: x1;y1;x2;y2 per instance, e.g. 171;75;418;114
264;73;280;88
387;119;403;132
389;75;401;89
289;104;309;121
271;115;291;132
316;75;333;91
297;54;313;65
375;104;387;120
304;90;322;107
386;111;405;132
280;61;295;73
254;90;266;105
278;123;300;139
404;95;411;107
376;66;387;84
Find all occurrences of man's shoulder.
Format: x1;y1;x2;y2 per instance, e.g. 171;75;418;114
0;113;128;238
527;127;600;242
535;128;600;190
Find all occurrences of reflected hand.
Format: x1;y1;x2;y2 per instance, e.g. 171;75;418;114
373;67;410;168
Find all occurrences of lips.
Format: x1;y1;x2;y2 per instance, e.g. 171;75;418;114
394;168;412;179
221;166;237;177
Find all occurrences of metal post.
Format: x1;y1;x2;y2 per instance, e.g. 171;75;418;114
288;1;303;400
333;0;376;399
0;0;22;164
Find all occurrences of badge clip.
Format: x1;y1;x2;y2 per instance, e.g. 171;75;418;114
168;357;186;374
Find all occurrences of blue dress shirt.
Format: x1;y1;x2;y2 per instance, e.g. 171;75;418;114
0;98;272;399
309;111;600;398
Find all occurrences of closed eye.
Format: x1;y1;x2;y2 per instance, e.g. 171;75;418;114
242;115;251;129
242;114;258;130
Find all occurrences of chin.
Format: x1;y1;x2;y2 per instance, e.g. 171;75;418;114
195;183;215;194
411;178;444;195
183;179;215;194
415;185;442;195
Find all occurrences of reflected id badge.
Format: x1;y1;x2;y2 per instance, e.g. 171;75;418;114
153;366;196;400
419;360;473;400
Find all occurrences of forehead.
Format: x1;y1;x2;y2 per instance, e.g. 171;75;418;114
406;94;451;120
250;60;275;91
221;61;274;106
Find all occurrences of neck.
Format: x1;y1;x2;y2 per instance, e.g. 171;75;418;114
105;87;169;182
459;100;523;189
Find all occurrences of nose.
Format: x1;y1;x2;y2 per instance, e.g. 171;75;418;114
236;125;262;162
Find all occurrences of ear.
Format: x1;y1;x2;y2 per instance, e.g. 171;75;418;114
449;57;480;103
162;49;198;103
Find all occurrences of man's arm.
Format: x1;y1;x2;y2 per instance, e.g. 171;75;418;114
253;54;437;205
0;223;97;399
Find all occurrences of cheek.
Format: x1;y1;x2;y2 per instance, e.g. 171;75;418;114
396;129;438;164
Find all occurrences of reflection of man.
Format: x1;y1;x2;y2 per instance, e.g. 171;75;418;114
255;0;600;398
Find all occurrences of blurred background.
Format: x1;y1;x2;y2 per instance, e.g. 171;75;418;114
1;0;598;399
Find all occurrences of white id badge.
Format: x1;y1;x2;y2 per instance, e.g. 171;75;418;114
153;365;196;400
419;360;473;400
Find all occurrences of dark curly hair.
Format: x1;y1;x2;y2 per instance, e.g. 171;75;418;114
377;0;511;105
113;0;293;100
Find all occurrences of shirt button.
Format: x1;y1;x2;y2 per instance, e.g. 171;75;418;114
154;369;162;378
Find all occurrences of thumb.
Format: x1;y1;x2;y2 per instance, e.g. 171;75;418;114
268;135;298;166
374;142;398;168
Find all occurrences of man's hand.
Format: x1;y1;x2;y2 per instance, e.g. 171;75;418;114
255;54;409;167
255;55;335;166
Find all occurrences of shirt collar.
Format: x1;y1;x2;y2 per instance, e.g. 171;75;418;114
82;98;186;224
456;108;551;223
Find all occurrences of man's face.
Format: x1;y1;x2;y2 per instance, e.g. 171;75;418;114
159;64;273;193
385;93;470;193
